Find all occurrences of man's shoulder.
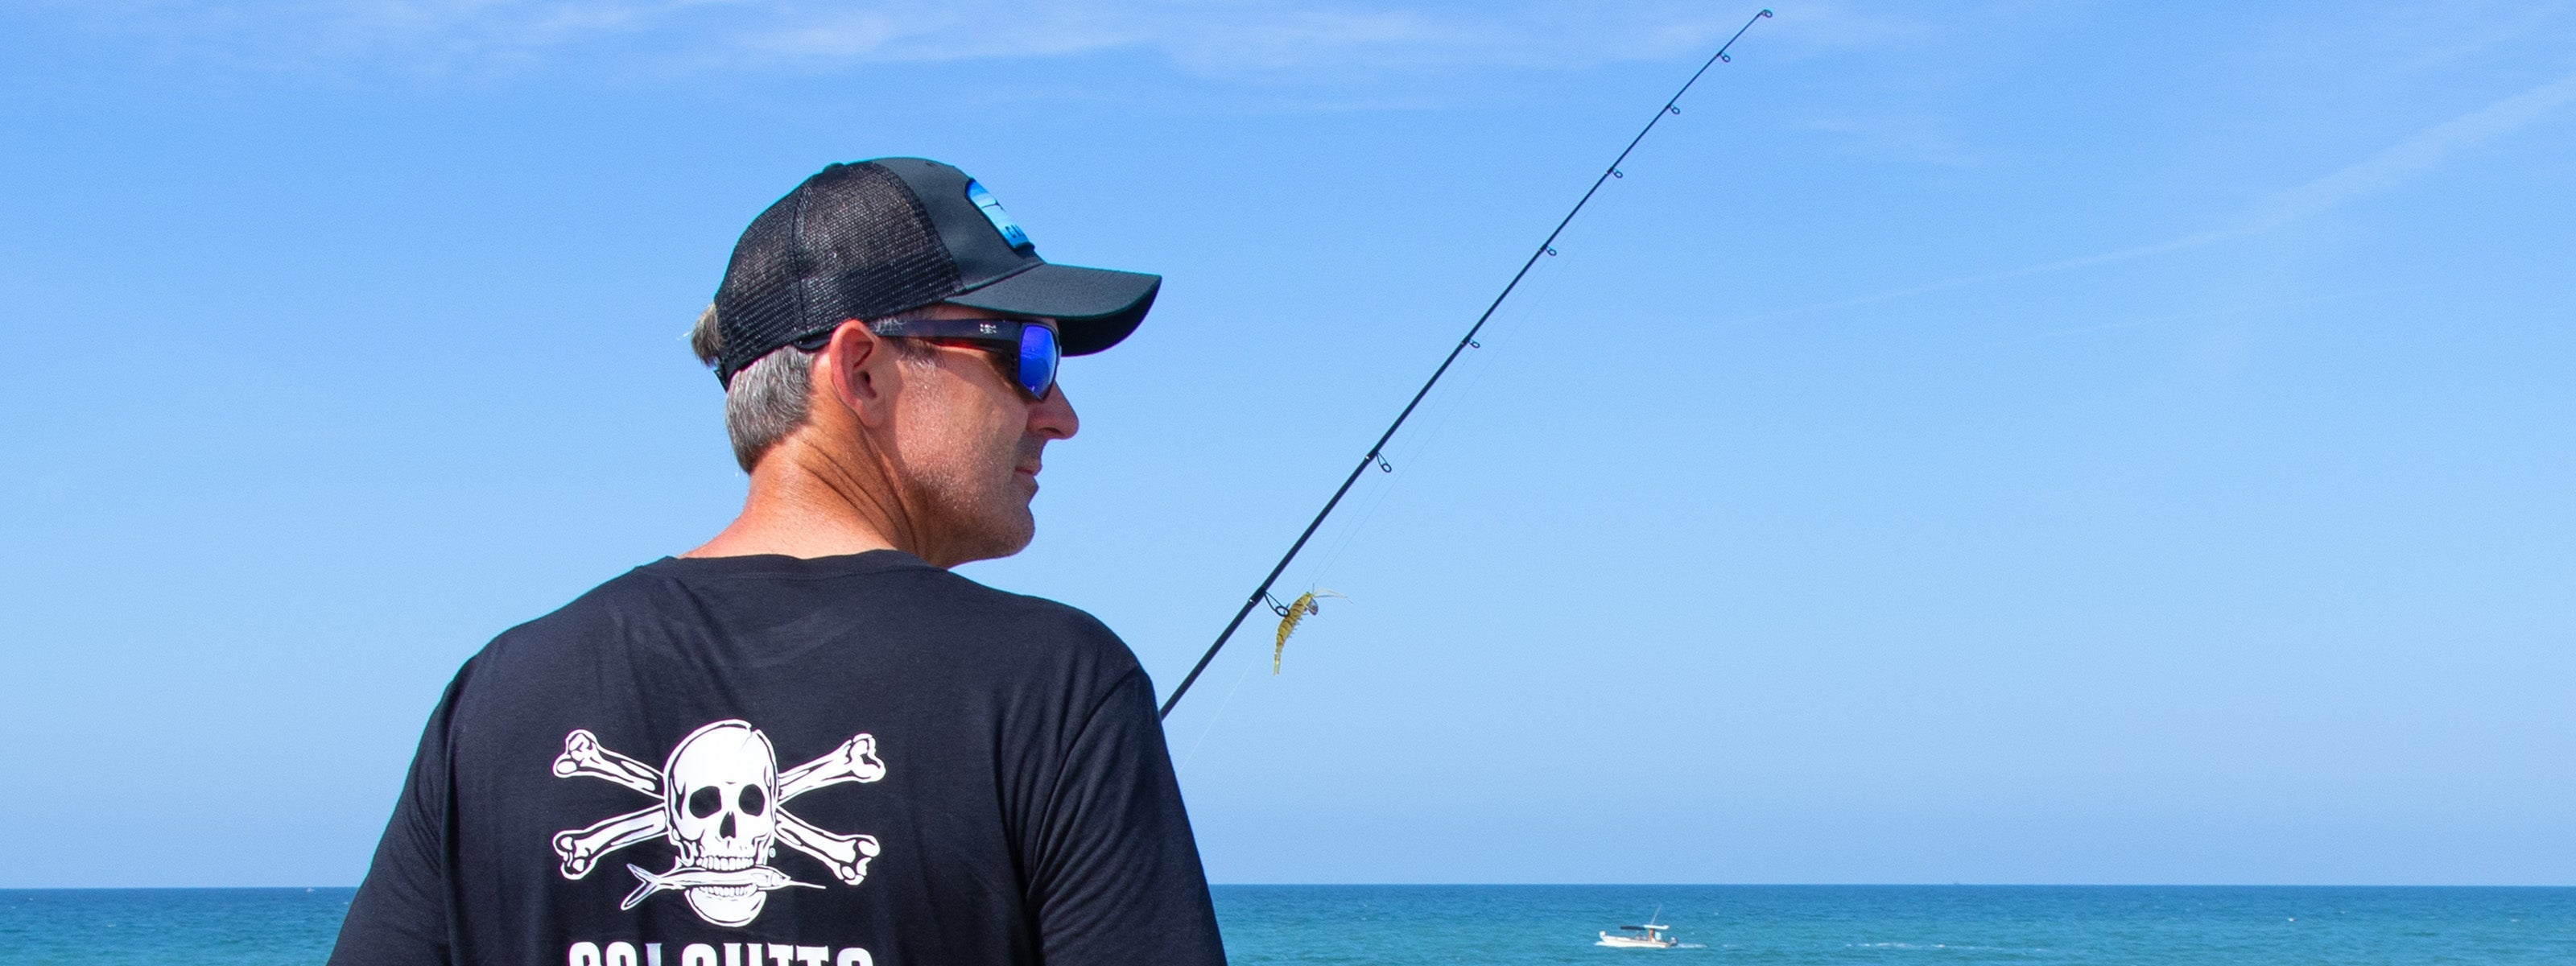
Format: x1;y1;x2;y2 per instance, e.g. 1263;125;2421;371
894;566;1143;680
476;560;684;648
477;551;1137;675
917;568;1122;640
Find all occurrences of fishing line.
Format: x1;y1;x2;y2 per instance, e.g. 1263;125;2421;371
1300;242;1572;584
1173;653;1262;774
1158;7;1774;720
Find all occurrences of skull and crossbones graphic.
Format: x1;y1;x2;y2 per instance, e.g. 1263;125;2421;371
549;720;886;927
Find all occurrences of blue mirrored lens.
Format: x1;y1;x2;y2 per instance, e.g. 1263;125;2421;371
1018;324;1059;398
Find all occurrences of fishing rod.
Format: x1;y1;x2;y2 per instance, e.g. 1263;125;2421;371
1157;7;1773;720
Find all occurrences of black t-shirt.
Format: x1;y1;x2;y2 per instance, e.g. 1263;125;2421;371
330;551;1225;966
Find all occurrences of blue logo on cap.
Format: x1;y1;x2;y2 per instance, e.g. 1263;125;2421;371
964;180;1034;255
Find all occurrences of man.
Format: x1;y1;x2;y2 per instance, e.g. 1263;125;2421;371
330;158;1226;966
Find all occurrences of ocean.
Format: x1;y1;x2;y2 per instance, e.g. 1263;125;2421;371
3;885;2570;964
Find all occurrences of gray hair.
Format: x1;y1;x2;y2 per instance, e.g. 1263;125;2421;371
691;304;936;472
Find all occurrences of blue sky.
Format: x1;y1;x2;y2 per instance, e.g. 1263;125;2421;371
1;0;2570;888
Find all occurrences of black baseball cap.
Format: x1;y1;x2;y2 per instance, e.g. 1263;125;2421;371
710;158;1160;386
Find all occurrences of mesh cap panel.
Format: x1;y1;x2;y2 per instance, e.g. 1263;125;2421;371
712;163;962;384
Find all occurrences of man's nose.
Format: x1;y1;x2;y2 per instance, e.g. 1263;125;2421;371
1030;382;1079;440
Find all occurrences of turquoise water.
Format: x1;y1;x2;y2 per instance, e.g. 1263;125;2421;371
2;888;351;965
1219;886;2576;964
4;885;2571;964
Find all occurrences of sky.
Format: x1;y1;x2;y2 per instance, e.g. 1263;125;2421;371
0;0;2570;889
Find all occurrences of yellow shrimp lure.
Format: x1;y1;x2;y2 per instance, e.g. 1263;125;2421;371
1272;589;1348;674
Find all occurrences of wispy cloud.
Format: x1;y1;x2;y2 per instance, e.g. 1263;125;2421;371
36;0;1791;81
723;2;1501;73
2240;66;2576;232
1992;286;2425;347
2396;0;2570;72
1755;64;2576;321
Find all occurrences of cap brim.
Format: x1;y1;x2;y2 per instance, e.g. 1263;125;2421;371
947;262;1159;356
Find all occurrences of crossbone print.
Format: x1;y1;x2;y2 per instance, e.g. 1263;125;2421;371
550;720;887;927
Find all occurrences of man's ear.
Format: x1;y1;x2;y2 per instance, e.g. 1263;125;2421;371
818;320;900;427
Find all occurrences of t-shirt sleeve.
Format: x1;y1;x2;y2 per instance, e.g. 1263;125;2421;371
328;670;466;966
1026;669;1227;966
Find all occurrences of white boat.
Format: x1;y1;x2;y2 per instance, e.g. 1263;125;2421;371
1596;922;1678;948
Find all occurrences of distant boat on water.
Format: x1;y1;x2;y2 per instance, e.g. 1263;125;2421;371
1596;906;1680;949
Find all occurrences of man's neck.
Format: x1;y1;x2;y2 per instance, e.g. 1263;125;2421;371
684;440;909;560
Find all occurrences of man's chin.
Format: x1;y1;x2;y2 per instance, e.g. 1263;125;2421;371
937;510;1035;568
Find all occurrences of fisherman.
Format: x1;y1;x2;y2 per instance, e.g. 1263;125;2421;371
329;159;1226;966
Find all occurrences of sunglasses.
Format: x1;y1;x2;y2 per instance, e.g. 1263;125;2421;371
795;317;1061;401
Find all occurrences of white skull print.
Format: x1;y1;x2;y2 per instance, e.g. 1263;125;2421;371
547;719;887;927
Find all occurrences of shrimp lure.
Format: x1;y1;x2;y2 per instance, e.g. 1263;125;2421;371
1271;590;1348;674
